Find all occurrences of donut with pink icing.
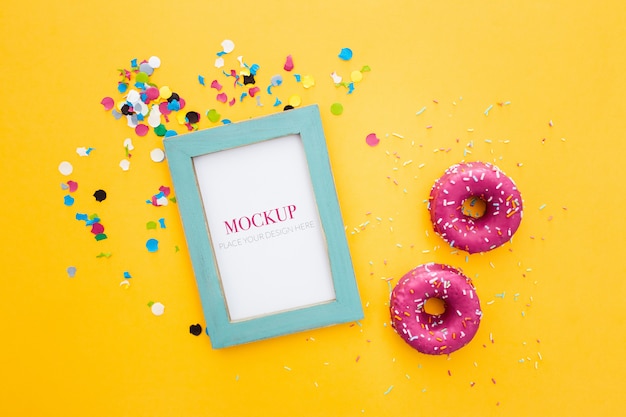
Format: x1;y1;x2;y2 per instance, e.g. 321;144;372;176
390;263;482;355
428;161;523;253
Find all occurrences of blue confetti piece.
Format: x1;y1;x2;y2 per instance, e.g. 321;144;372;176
134;82;145;89
338;48;353;61
240;92;248;102
75;213;88;221
130;58;138;67
249;63;260;75
164;130;178;137
347;82;355;94
198;75;205;85
117;83;128;93
222;119;231;124
167;100;181;111
294;74;301;82
123;271;132;279
146;238;159;253
158;218;166;229
273;97;282;107
216;51;226;57
63;195;75;206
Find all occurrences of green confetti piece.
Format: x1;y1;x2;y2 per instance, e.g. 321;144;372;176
207;109;220;123
146;221;158;230
330;102;344;116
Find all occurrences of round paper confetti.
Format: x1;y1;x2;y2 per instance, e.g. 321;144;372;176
100;97;114;110
135;124;149;137
93;189;107;202
119;159;130;171
221;39;235;53
91;223;105;234
148;56;161;69
330;103;344;115
151;302;165;316
366;133;380;147
146;238;159;253
302;75;315;88
58;161;73;176
338;48;353;61
67;180;78;192
207;109;220;123
63;195;75;206
66;266;77;278
139;62;153;76
288;95;302;107
159;86;172;100
150;148;165;163
351;70;363;83
189;324;203;336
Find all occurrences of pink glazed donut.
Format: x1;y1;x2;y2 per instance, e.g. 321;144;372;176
390;263;482;355
428;162;523;253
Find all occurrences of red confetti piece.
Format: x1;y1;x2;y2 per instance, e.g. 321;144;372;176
217;93;228;103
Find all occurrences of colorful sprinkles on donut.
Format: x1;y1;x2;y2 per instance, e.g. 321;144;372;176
390;263;482;355
428;161;523;253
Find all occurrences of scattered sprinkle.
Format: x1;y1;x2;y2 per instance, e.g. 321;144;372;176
66;266;77;278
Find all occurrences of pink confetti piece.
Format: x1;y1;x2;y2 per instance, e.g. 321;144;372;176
135;124;149;136
366;133;380;147
101;97;114;110
158;101;171;115
211;80;223;91
216;92;228;103
229;98;236;106
91;223;105;235
145;87;159;100
284;54;294;71
159;185;170;196
249;86;260;97
67;180;78;193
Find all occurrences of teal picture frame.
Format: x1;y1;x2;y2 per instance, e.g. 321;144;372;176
163;105;363;348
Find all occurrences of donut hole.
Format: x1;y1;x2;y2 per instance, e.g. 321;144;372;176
423;297;446;316
461;196;487;219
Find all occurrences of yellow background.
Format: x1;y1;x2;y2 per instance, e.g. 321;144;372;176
1;1;625;416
